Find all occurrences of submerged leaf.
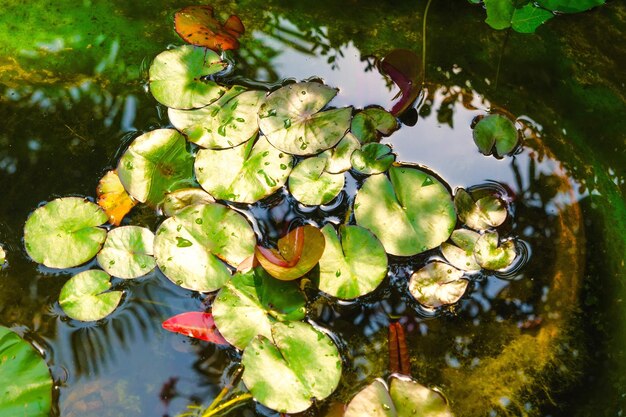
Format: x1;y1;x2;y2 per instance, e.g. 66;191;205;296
59;270;122;321
350;143;396;175
454;188;507;231
441;229;481;272
345;380;396;417
511;4;555;33
162;312;229;345
388;322;411;376
159;188;215;217
474;231;517;270
351;108;399;144
472;114;519;156
380;49;422;116
536;0;604;13
96;170;136;226
174;5;244;52
408;262;468;309
319;133;361;174
389;376;453;417
288;157;344;205
96;226;156;279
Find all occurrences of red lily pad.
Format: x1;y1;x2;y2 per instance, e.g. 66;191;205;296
174;6;244;52
162;311;229;345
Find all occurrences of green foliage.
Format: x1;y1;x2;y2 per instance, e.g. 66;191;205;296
59;270;123;321
319;133;361;173
472;114;519;156
288;157;344;205
454;189;508;230
441;229;481;272
351;143;396;175
474;231;517;270
159;188;215;217
350;108;399;144
408;262;469;309
96;226;156;279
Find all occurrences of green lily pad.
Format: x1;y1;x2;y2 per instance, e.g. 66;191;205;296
258;82;352;156
408;261;468;309
350;143;396;175
59;270;123;321
0;245;6;267
0;326;53;417
454;188;507;231
288;157;344;206
153;203;255;292
241;321;342;413
24;197;108;269
319;133;361;174
149;45;226;109
159;188;215;217
472;114;519;156
441;229;481;272
168;86;266;149
354;166;456;256
212;267;306;349
474;232;517;270
96;226;156;279
195;136;294;203
318;224;388;299
117;129;195;206
345;379;395;417
536;0;604;13
350;107;399;144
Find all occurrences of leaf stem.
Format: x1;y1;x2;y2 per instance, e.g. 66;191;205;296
204;366;244;413
201;393;253;417
422;0;434;86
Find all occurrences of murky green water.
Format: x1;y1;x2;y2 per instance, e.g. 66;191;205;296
1;1;625;416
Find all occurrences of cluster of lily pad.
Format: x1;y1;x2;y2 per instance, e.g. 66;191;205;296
22;42;523;414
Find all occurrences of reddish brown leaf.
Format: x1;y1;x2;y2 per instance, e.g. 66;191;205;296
96;170;136;226
396;322;411;375
236;254;259;272
389;322;400;374
389;322;411;376
380;49;422;116
174;5;245;52
162;312;229;345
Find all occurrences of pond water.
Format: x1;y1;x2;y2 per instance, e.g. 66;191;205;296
1;1;625;416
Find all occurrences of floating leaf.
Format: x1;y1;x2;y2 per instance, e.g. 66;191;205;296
59;270;123;321
258;82;352;156
0;326;53;416
319;133;361;174
169;86;265;149
153;203;255;292
454;188;507;231
195;136;293;204
255;225;325;281
472;114;519;156
408;261;468;309
24;197;108;269
162;312;229;345
0;246;5;268
96;170;136;226
484;0;515;30
318;224;388;299
351;108;399;144
354;166;456;256
351;143;396;175
511;4;555;33
159;188;215;217
345;380;395;417
212;267;306;349
149;45;226;109
117;129;195;206
174;5;244;52
474;232;517;270
379;49;422;116
241;321;342;413
288;157;344;205
536;0;604;13
96;226;156;279
441;229;481;272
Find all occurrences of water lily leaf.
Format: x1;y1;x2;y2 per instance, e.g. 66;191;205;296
318;224;388;299
345;379;396;417
472;114;519;156
441;229;481;272
255;225;325;281
354;166;456;256
96;170;136;226
408;261;468;309
288;157;344;205
59;270;123;321
511;4;555;33
195;136;293;203
454;188;507;230
350;143;396;175
474;232;517;270
161;312;229;345
0;326;53;417
351;108;399;144
258;82;352;156
174;5;244;52
389;376;453;417
212;267;306;349
536;0;604;13
0;246;6;268
483;0;515;30
153;203;255;292
96;226;156;279
319;133;361;174
24;197;108;269
379;49;422;116
389;322;411;376
117;129;195;206
149;45;226;109
159;188;215;217
241;321;342;413
168;86;265;149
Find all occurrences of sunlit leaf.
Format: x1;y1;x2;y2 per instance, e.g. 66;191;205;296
153;203;256;292
351;108;399;144
318;224;388;299
96;170;136;226
59;270;122;321
96;226;156;279
288;157;344;205
454;188;507;230
0;326;53;417
212;267;306;349
258;82;352;156
379;49;422;116
408;261;468;309
354;166;456;256
474;231;517;270
174;5;244;52
255;225;325;281
162;312;229;345
350;143;396;175
241;321;342;413
24;197;108;269
195;136;293;203
159;188;215;217
0;245;6;268
117;129;195;206
319;133;361;174
511;4;555;33
536;0;604;13
149;45;226;109
484;0;515;30
441;229;481;272
472;114;519;156
168;85;265;149
345;379;395;417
